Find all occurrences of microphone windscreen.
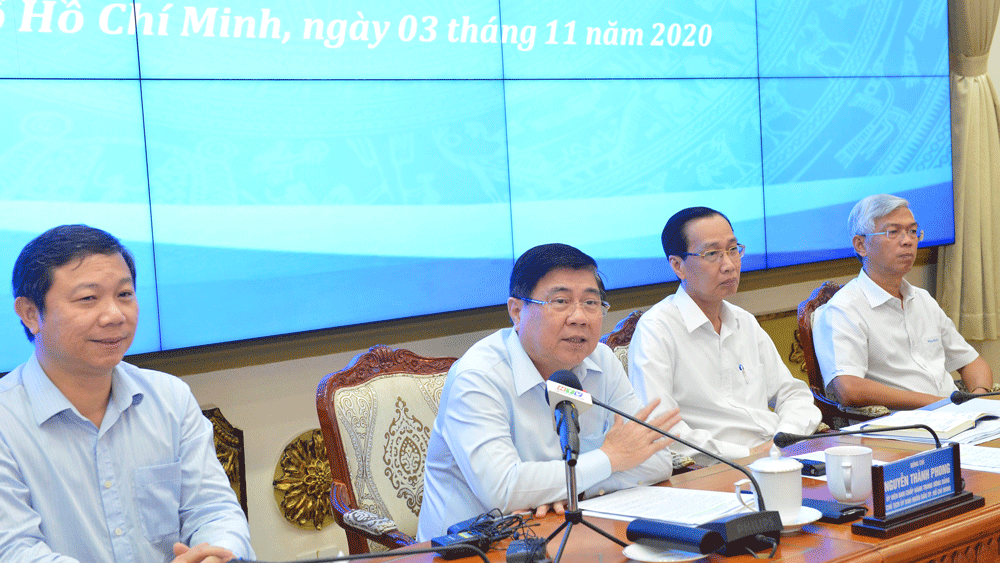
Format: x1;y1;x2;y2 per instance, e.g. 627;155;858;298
773;432;802;448
626;519;723;554
549;369;583;390
951;390;975;404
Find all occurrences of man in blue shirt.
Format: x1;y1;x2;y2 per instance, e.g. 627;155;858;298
418;243;680;540
1;225;253;563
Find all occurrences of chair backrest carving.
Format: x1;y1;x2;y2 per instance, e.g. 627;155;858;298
317;345;456;554
797;281;842;396
600;310;644;375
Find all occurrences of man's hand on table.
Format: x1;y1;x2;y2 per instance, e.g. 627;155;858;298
172;542;236;563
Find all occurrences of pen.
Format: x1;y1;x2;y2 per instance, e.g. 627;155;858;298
738;364;747;383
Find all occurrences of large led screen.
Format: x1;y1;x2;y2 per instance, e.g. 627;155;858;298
0;0;954;371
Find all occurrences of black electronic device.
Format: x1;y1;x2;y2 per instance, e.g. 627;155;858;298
697;512;782;557
431;530;492;560
506;537;551;563
800;459;826;477
625;519;723;554
802;498;866;524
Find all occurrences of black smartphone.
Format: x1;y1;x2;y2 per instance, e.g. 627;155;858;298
800;459;826;477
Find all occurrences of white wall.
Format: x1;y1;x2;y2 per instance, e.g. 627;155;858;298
183;263;937;560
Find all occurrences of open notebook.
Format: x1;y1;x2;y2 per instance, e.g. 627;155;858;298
860;410;997;440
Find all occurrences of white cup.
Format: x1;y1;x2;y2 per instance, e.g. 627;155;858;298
735;447;803;525
825;446;873;504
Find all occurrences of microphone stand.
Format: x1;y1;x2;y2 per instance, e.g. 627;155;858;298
547;408;627;563
589;397;783;557
545;369;781;557
774;424;942;449
593;399;770;512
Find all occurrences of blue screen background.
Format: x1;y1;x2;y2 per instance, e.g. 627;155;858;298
0;0;954;370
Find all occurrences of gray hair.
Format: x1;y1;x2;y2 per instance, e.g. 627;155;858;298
848;194;910;236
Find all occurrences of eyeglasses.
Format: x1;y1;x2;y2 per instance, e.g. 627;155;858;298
863;227;924;242
520;297;611;317
679;244;746;263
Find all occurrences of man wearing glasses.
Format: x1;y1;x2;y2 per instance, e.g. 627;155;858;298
417;243;680;540
629;207;820;465
812;194;994;409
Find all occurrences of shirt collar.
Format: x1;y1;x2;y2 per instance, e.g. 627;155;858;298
21;354;143;427
110;364;144;414
22;353;75;426
504;328;602;397
858;268;914;308
674;284;737;334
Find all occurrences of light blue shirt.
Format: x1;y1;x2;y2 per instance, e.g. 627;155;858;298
417;328;673;540
0;355;254;563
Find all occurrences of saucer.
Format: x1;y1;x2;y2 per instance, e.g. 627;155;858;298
780;506;822;534
623;542;708;562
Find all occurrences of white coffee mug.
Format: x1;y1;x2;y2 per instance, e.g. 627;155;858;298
735;447;803;525
825;445;873;504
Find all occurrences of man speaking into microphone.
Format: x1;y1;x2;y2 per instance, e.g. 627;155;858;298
417;244;681;541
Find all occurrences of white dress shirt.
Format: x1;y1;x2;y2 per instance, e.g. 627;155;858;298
628;285;821;465
417;328;673;540
813;269;979;396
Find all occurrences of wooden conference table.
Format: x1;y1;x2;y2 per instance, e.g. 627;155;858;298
393;435;1000;563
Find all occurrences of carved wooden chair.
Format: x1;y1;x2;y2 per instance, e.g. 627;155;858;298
202;407;248;518
316;345;457;554
797;282;890;429
600;310;700;473
601;309;645;375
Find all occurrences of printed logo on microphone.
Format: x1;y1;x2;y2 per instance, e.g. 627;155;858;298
555;384;586;398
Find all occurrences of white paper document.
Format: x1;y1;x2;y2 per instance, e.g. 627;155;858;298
934;397;1000;416
958;444;1000;474
579;486;749;526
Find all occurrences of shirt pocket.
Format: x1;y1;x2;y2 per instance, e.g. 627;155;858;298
735;362;767;407
134;460;182;543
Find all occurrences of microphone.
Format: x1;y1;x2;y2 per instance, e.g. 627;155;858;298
545;372;590;464
548;370;782;555
554;401;580;464
774;424;941;449
951;390;1000;404
545;377;593;423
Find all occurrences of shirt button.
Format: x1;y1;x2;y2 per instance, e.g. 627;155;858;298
104;481;113;489
115;528;124;536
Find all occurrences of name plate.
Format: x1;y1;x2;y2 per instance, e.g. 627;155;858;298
873;443;960;519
